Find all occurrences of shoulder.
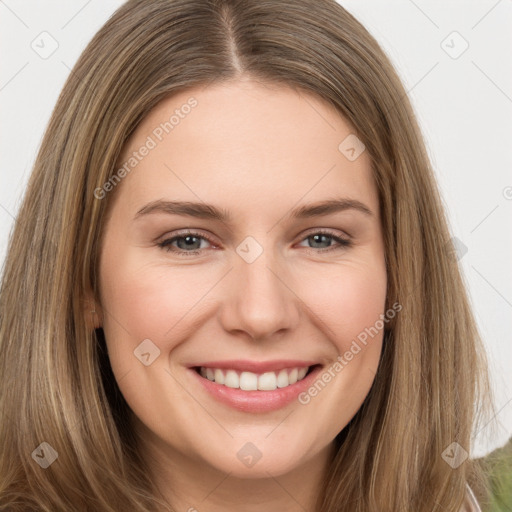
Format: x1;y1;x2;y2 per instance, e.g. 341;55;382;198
459;483;482;512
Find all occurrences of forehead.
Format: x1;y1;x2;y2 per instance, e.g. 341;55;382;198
114;79;378;217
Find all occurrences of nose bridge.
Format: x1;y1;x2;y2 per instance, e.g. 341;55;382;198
220;235;300;340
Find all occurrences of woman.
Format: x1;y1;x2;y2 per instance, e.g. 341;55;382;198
0;0;495;510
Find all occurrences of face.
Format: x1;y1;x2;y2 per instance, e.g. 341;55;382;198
95;79;387;483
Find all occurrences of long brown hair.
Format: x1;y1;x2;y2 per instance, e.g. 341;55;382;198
0;0;495;510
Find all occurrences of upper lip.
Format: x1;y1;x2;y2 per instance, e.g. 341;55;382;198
189;359;319;373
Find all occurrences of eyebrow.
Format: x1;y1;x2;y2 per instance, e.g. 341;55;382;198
134;197;373;223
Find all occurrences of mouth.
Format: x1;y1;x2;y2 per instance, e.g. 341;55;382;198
193;365;316;390
187;361;323;413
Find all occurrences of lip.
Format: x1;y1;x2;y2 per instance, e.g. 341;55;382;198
186;359;316;373
187;361;323;413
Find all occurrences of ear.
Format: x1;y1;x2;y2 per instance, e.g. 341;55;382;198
83;286;103;330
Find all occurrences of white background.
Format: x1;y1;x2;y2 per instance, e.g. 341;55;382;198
0;0;511;458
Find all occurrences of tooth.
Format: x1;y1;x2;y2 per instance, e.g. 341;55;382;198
201;366;310;389
240;371;258;391
214;368;225;385
258;372;277;390
224;370;239;388
276;369;289;388
297;367;308;380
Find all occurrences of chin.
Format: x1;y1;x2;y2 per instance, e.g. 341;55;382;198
200;438;321;479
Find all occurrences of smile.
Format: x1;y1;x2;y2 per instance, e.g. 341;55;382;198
188;360;323;413
197;366;310;390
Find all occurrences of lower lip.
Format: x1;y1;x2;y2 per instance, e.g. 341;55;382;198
189;365;323;413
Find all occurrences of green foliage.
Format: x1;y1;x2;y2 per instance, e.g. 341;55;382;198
481;438;512;512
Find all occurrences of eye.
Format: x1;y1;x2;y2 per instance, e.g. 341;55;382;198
296;230;352;253
157;231;216;256
157;229;352;257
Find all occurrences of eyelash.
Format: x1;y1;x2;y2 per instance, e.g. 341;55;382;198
156;229;352;257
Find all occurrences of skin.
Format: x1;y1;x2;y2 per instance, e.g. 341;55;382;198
91;78;387;511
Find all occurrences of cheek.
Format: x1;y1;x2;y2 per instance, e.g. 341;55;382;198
98;253;219;420
294;267;386;433
99;251;218;352
298;263;387;350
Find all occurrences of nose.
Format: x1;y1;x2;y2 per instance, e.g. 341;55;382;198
218;246;301;342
